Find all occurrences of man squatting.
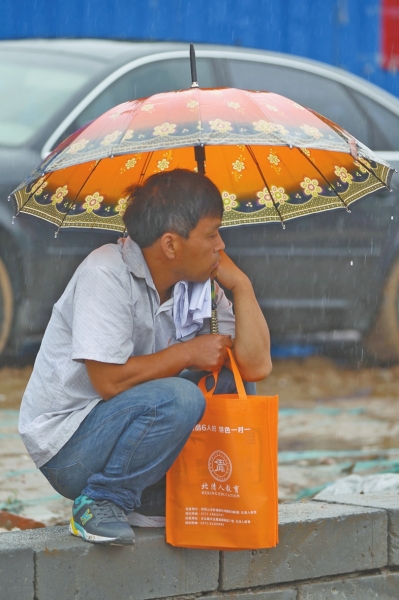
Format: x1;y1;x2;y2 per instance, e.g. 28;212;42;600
19;169;272;545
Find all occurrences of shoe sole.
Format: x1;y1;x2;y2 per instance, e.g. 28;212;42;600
69;518;135;546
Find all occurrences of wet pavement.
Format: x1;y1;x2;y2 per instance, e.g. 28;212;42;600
0;356;399;529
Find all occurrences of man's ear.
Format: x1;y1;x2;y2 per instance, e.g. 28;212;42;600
160;232;180;260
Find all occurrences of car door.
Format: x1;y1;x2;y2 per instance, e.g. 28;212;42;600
219;57;399;341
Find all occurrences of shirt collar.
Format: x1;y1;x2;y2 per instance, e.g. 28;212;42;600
118;236;157;291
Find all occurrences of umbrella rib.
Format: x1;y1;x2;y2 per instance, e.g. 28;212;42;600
245;90;291;147
306;109;391;189
297;148;351;211
55;159;103;236
245;145;285;227
138;152;153;185
13;172;53;216
354;156;391;190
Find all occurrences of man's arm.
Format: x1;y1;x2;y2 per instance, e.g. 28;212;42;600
213;250;272;382
86;334;233;400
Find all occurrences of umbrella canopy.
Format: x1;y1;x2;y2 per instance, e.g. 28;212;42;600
12;86;394;234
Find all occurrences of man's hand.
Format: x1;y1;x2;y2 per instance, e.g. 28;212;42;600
185;334;233;372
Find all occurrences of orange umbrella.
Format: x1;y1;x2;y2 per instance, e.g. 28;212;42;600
11;52;394;236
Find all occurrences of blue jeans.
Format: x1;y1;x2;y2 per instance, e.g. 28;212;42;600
40;368;255;513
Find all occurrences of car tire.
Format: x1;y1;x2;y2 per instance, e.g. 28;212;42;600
365;258;399;363
0;254;13;354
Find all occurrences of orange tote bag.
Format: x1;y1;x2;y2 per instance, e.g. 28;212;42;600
166;349;278;550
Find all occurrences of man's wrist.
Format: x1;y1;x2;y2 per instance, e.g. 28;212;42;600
175;338;195;370
229;273;252;294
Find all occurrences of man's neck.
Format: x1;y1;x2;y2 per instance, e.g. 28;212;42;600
141;246;176;305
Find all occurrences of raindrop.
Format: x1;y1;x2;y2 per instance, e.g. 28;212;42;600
346;208;351;213
41;172;45;176
7;195;10;202
11;217;15;224
391;216;394;220
54;230;59;239
350;261;353;266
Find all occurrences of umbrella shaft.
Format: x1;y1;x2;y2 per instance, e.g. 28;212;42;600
194;144;206;175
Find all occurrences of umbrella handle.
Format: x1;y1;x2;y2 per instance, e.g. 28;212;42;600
211;279;218;334
190;44;199;88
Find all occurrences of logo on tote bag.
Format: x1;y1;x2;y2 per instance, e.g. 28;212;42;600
208;450;232;482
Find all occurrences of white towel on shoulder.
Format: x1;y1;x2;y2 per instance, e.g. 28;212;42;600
173;279;212;339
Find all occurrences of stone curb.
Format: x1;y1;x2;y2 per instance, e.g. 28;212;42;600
0;526;219;600
219;501;387;589
297;571;399;599
198;590;297;600
312;491;399;566
0;501;391;600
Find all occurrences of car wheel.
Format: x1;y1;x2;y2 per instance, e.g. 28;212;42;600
365;258;399;363
0;255;13;354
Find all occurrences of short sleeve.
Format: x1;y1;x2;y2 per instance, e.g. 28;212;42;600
71;265;134;364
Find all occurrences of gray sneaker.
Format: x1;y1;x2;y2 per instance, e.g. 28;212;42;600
69;495;135;545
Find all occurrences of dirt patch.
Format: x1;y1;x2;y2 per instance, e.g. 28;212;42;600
257;355;399;406
0;366;32;409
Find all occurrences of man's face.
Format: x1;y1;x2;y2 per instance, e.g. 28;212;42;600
174;216;225;282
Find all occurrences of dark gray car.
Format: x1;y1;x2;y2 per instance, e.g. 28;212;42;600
1;39;399;361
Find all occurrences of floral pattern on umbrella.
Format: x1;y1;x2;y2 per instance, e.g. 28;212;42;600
11;87;394;234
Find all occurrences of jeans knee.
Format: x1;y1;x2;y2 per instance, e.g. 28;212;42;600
169;378;206;427
192;384;206;422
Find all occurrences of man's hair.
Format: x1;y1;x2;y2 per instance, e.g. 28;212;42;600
123;169;223;248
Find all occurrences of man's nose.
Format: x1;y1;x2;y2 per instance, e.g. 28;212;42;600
215;233;225;252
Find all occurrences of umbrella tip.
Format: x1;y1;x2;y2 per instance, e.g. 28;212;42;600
190;44;199;88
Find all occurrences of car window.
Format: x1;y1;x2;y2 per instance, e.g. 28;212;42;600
350;90;399;150
0;51;99;147
224;59;372;147
55;57;217;146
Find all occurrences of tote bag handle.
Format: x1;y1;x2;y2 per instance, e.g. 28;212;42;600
198;348;247;403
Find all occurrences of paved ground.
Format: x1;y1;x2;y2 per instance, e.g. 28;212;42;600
1;356;399;529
